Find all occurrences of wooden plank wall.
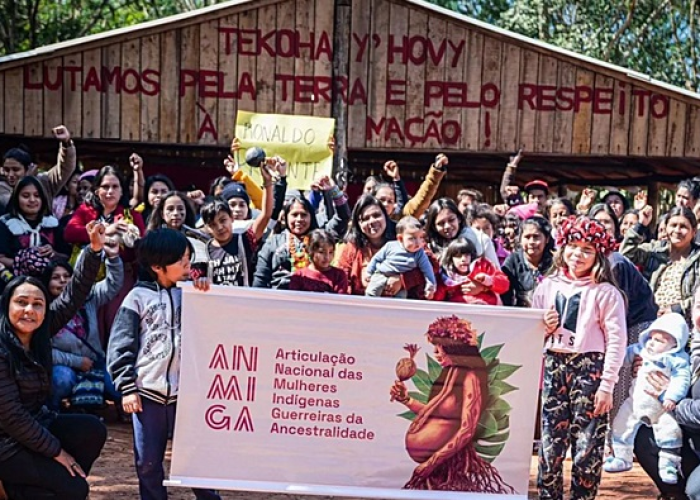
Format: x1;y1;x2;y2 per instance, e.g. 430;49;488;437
0;0;333;147
345;0;700;158
0;0;699;161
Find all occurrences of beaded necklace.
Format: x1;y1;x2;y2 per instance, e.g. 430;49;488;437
289;233;311;271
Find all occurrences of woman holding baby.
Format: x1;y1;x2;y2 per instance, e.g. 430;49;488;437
65;164;145;347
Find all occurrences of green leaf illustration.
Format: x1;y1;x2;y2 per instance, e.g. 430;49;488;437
492;380;518;396
495;413;510;431
398;410;416;421
411;368;433;395
475;442;506;459
480;344;504;365
491;362;521;381
477;332;484;349
478;430;510;444
395;331;521;465
487;360;500;383
491;398;512;413
486;393;501;408
427;354;442;381
475;410;498;440
408;391;428;404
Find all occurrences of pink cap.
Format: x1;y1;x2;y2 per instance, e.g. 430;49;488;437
507;202;539;220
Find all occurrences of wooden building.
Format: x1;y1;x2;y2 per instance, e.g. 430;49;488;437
1;0;699;197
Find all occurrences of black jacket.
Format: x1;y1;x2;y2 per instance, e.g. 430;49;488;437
501;249;553;307
0;248;101;461
253;200;351;289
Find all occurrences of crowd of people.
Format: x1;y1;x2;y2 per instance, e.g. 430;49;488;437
0;125;699;500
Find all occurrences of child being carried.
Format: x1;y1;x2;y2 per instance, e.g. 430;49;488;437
365;216;435;299
604;312;690;485
433;237;508;305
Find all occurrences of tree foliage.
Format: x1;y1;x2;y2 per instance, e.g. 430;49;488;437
430;0;700;92
0;0;218;56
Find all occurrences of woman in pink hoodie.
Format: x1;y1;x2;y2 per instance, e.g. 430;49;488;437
533;216;627;500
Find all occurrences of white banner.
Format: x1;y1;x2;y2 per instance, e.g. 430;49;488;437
167;285;544;499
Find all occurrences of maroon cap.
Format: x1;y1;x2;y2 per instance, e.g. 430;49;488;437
524;179;549;194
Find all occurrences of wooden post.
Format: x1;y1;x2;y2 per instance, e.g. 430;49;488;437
648;181;659;226
332;0;351;188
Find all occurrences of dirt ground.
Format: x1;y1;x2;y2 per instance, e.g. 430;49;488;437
88;419;660;500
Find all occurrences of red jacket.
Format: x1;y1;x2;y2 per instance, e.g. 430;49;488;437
65;203;145;263
434;258;509;305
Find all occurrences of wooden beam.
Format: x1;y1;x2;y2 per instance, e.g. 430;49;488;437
332;0;351;187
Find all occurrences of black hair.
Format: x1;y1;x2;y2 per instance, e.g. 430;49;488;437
344;194;395;249
370;182;396;200
396;216;422;235
457;188;484;204
588;203;621;241
548;197;575;217
3;145;33;168
8;175;50;219
656;212;670;239
678;179;700;202
307;229;336;254
462;205;477;225
56;169;81;198
504;213;522;230
209;176;231;197
0;276;52;373
363;175;383;191
472;206;500;229
520;216;555;257
441;237;478;273
143;174;176;221
137;228;193;280
200;199;231;226
40;258;74;296
503;213;523;241
666;206;698;231
89;165;130;211
283;195;319;235
621;208;640;221
602;190;630;213
424;198;465;254
147;190;197;231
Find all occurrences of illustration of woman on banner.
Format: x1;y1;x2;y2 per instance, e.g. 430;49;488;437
390;316;514;493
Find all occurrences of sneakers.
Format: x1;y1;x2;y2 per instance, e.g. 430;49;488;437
603;456;633;473
658;454;680;484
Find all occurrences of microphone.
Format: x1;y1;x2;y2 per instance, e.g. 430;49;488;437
245;147;266;168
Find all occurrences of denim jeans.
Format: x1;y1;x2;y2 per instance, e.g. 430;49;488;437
133;397;220;500
50;363;120;411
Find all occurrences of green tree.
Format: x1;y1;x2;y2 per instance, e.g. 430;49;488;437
0;0;218;56
428;0;700;92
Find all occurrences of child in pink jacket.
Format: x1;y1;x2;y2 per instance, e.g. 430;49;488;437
533;216;626;500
